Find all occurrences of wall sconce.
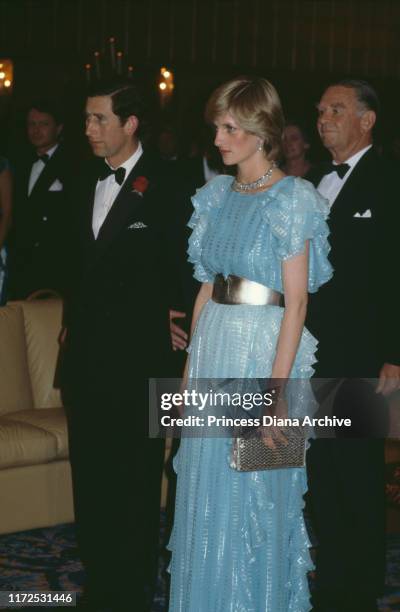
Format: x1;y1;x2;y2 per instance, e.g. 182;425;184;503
158;66;174;107
0;59;13;94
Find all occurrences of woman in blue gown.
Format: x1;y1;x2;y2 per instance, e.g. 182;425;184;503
168;76;333;611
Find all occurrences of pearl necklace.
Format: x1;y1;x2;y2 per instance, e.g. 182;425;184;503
232;162;277;192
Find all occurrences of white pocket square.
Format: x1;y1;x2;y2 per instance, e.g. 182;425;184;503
353;209;371;218
127;221;148;229
49;179;63;192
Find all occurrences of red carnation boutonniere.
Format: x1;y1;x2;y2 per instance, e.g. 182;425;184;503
132;176;149;197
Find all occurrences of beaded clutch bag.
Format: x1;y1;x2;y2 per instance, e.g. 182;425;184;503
230;426;306;471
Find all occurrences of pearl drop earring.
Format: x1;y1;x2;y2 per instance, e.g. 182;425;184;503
258;142;264;152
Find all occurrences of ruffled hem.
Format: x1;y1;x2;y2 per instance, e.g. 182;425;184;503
259;177;333;293
169;439;314;611
287;469;314;612
236;464;313;611
225;323;316;610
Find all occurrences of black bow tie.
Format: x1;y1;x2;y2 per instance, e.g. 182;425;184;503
34;153;49;164
98;163;126;186
323;162;350;179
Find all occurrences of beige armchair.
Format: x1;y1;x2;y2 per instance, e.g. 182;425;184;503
0;299;74;535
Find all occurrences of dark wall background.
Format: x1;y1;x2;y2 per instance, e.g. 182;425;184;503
0;0;399;158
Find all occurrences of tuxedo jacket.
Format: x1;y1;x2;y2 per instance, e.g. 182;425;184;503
64;151;180;405
180;156;206;192
306;147;400;377
10;144;75;298
171;156;208;319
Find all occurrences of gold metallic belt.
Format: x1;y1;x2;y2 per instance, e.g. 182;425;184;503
212;274;283;306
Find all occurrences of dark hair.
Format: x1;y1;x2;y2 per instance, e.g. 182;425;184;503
27;99;64;125
88;78;146;136
330;79;380;118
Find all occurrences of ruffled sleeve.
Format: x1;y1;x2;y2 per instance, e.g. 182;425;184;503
187;175;231;283
262;177;333;293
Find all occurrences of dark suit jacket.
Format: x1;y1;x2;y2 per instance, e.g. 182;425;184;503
180;156;206;193
64;150;179;408
171;157;207;319
306;147;400;377
10;144;75;298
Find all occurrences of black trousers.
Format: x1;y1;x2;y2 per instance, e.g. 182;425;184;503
306;378;387;606
67;387;165;611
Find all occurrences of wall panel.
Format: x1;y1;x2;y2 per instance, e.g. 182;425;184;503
0;0;398;78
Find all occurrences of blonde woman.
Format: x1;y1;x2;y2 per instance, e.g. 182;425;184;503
168;77;333;611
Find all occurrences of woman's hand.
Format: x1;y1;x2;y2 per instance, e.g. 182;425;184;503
261;394;289;450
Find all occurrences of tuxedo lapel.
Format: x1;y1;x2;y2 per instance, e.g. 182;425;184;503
84;174;98;243
328;148;376;221
307;165;328;189
28;147;64;199
21;161;32;198
86;152;152;270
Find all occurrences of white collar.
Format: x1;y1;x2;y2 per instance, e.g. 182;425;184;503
336;144;372;169
105;141;143;181
37;143;58;160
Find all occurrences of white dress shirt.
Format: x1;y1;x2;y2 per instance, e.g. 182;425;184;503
92;142;143;239
317;144;372;207
28;143;59;196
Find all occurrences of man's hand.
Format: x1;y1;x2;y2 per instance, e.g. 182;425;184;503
169;310;188;351
376;362;400;396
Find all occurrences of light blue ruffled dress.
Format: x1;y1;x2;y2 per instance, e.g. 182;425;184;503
168;175;333;612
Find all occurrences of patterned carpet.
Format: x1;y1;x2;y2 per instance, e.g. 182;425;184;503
0;521;399;611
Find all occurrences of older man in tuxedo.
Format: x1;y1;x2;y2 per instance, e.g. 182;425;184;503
63;80;178;612
306;80;400;611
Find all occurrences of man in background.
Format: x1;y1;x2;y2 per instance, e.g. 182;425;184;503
307;79;400;612
10;100;74;298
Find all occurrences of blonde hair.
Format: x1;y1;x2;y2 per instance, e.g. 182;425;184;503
205;76;284;161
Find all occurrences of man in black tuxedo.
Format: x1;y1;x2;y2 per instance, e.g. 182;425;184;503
306;80;400;611
63;80;177;612
10;101;74;298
